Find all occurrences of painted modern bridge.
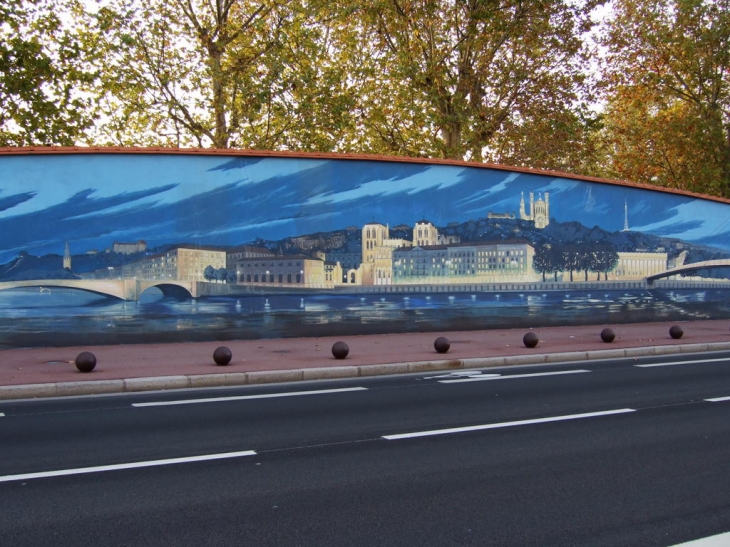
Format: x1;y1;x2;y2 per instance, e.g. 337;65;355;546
646;259;730;284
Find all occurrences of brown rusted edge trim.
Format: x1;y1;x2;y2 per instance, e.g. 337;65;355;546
1;145;728;205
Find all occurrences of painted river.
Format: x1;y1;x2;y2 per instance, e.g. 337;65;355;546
1;287;729;348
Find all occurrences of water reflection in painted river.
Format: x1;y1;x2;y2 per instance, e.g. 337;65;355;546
0;287;729;348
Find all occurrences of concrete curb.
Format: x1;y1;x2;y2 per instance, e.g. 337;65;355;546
1;342;729;401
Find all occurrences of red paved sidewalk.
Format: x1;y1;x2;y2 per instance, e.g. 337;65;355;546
1;320;728;390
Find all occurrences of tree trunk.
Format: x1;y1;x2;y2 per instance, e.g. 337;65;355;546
209;48;229;149
439;120;462;160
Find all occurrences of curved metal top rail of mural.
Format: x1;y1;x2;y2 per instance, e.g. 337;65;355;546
1;145;728;205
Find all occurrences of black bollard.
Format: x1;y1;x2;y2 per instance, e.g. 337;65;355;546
523;332;539;348
332;341;349;359
669;325;684;339
601;328;616;343
434;336;451;354
75;351;97;373
213;346;233;366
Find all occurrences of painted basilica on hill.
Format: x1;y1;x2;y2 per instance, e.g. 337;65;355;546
520;192;550;229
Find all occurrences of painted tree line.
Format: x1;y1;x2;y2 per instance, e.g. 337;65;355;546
2;0;728;197
203;265;237;283
533;243;619;282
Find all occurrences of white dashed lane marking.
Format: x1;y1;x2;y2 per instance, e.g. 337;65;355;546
132;387;368;407
383;408;636;440
635;357;730;368
438;369;590;383
669;531;730;546
0;450;257;483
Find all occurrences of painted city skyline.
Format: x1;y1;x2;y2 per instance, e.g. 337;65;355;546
2;151;730;268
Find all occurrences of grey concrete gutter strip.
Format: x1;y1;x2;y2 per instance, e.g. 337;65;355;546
123;376;191;392
189;373;249;389
57;380;125;397
301;366;360;381
0;383;61;400
1;342;729;401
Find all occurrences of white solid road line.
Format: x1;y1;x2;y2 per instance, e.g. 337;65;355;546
0;450;257;483
132;386;368;407
382;408;636;440
439;369;590;383
669;531;730;546
635;357;730;368
424;371;501;380
705;396;730;402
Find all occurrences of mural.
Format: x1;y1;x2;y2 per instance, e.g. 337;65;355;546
1;148;730;348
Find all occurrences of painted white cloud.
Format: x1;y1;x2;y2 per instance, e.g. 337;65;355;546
0;156;327;219
633;200;730;241
204;212;339;239
454;173;520;207
542;178;580;194
301;165;467;206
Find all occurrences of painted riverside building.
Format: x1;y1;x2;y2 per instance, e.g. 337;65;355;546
391;241;536;285
120;247;226;282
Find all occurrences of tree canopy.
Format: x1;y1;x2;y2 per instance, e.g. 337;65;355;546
0;0;97;146
351;0;601;166
599;0;730;196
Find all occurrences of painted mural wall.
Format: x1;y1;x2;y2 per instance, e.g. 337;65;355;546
1;148;730;348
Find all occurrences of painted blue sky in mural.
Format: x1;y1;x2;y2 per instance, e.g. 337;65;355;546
1;152;729;264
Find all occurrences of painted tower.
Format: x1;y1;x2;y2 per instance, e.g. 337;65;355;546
361;223;389;285
519;192;550;229
63;241;71;270
362;223;389;264
413;220;439;246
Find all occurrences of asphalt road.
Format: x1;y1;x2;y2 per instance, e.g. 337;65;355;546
1;351;730;546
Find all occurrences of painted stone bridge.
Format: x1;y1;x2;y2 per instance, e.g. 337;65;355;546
0;279;202;301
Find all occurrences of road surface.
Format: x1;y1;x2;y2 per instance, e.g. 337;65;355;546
1;351;730;546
